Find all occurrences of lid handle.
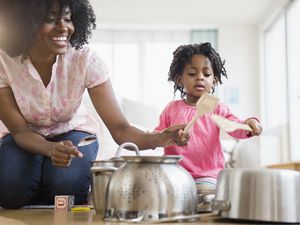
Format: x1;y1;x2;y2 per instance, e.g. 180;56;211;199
114;142;140;158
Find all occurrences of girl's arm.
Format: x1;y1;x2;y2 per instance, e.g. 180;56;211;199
244;117;263;136
215;102;263;138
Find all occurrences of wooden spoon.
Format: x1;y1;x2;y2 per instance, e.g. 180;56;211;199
211;114;252;133
183;93;219;134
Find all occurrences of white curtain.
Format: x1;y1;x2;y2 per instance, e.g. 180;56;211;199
263;0;300;161
287;0;300;160
263;15;287;128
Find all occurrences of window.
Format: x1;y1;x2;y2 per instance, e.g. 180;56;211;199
287;0;300;160
90;29;217;110
191;30;218;49
263;0;300;161
263;15;287;128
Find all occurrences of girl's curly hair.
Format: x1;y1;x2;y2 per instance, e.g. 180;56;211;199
168;42;227;99
0;0;96;57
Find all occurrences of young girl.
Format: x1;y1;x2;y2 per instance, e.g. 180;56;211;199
155;43;263;189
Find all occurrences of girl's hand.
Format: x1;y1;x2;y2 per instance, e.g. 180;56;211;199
245;118;263;136
48;140;83;168
160;124;190;147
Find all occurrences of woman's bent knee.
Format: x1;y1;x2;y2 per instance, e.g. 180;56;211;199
0;185;31;209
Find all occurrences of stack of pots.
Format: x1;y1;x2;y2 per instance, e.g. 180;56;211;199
91;142;198;222
91;158;125;214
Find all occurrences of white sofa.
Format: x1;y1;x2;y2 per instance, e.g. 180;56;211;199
82;92;163;160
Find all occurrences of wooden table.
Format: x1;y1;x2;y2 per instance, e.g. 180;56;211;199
0;209;265;225
267;161;300;171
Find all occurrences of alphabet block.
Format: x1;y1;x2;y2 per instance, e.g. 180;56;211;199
54;195;74;210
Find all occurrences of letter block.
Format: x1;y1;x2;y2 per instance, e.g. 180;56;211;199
54;195;74;210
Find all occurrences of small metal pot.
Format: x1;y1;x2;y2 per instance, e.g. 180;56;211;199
90;142;140;215
212;168;300;223
91;159;125;214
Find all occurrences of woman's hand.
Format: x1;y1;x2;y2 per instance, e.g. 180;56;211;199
159;124;190;147
245;118;263;136
48;141;83;168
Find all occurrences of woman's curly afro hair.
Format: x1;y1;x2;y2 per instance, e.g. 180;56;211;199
0;0;96;57
168;42;227;99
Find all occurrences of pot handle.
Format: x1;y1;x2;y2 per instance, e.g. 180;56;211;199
114;142;140;158
91;166;118;174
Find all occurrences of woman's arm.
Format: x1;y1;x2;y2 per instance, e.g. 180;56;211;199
0;87;82;167
88;80;187;150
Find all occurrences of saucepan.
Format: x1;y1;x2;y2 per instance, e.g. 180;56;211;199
212;168;300;223
91;158;125;214
101;142;198;222
90;142;141;215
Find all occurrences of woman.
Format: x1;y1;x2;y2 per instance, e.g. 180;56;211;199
0;0;187;208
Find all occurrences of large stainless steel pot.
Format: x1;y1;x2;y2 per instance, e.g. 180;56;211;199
104;143;198;222
212;168;300;223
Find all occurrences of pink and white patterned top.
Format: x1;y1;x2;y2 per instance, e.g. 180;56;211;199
0;46;109;138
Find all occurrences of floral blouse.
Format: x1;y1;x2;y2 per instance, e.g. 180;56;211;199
0;46;109;138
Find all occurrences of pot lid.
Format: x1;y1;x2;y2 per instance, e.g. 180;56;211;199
92;158;125;163
121;155;182;163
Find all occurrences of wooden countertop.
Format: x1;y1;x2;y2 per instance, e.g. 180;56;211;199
267;161;300;171
0;209;266;225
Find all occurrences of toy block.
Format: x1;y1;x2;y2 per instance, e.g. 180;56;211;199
54;195;74;210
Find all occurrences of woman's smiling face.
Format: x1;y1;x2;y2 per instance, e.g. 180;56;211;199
32;1;74;56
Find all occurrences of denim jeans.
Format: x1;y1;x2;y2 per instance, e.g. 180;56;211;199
0;130;99;209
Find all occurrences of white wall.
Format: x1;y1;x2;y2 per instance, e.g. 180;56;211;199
218;25;260;118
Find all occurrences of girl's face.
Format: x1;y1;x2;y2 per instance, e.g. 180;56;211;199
31;2;74;56
177;54;215;105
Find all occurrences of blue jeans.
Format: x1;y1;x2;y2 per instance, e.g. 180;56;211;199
0;131;99;209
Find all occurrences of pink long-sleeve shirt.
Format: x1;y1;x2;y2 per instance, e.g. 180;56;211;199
0;46;109;138
155;100;252;179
